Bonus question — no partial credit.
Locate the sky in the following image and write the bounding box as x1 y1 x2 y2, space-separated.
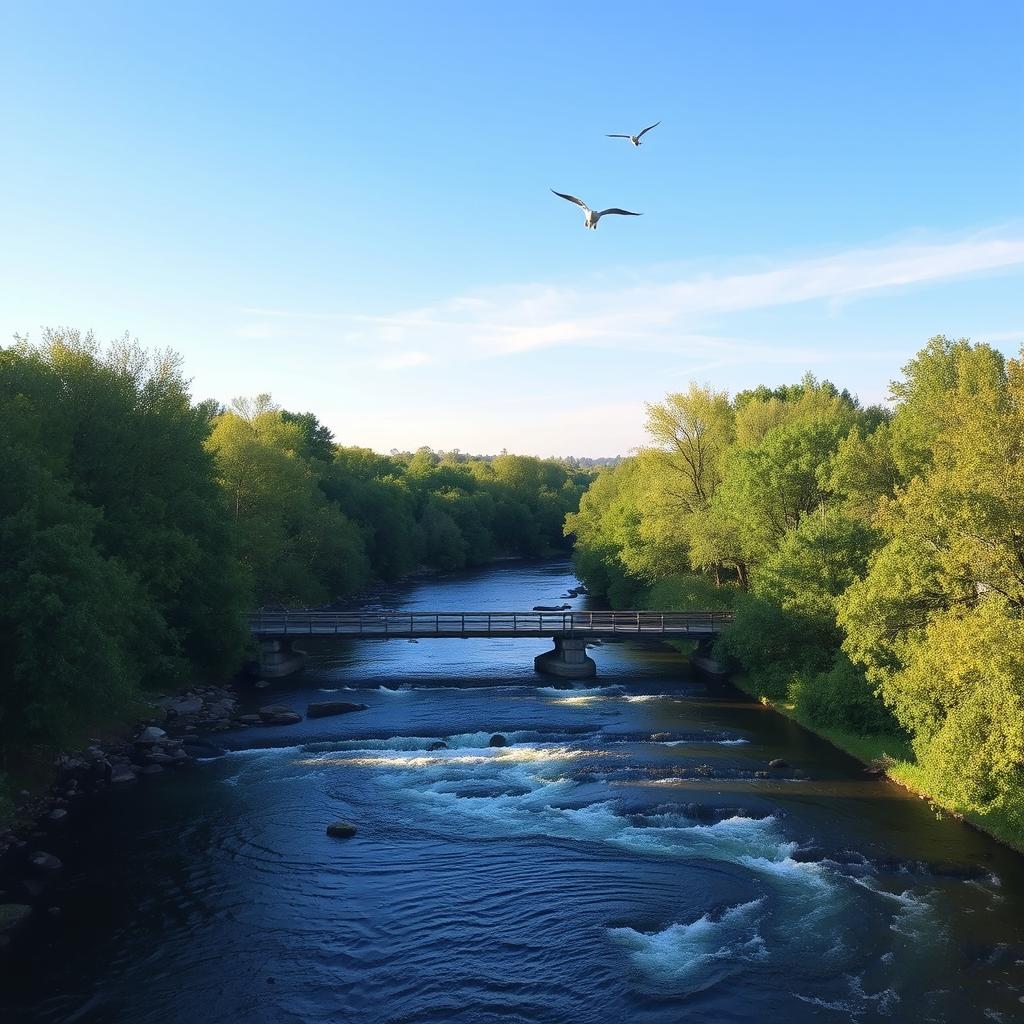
2 1 1022 456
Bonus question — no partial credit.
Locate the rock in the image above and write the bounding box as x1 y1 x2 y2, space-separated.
146 752 175 765
136 726 167 744
326 822 357 839
791 846 827 864
259 704 295 719
254 680 270 689
650 732 672 742
0 904 32 934
29 851 62 873
47 809 68 823
306 701 368 719
237 715 262 725
427 741 448 751
259 705 302 725
754 770 769 779
768 758 789 770
532 605 572 612
168 697 203 716
109 767 138 784
488 734 508 748
181 738 224 759
47 906 61 919
140 764 164 775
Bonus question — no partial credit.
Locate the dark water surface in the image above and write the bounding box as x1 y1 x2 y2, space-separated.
3 560 1024 1022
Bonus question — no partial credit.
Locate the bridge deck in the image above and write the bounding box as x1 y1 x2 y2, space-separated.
248 610 732 640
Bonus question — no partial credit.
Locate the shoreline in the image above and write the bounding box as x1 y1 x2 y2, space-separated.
727 672 1024 857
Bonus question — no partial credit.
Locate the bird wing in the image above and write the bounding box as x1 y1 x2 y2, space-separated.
637 121 661 138
606 134 631 138
551 190 590 211
597 208 642 217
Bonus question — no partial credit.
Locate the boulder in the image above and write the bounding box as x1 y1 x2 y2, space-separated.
259 704 295 719
306 701 368 719
168 697 203 716
109 767 137 784
0 904 32 934
29 851 62 873
254 680 270 689
768 758 789 770
47 809 68 823
237 715 263 725
488 734 508 748
136 726 167 744
650 732 672 742
267 712 302 725
326 822 357 839
181 738 224 759
427 741 448 751
140 764 164 775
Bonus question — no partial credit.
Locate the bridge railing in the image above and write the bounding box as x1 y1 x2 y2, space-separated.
247 610 733 637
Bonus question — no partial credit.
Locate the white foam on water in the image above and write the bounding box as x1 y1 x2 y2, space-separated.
609 898 767 994
795 974 900 1016
537 685 624 699
301 730 541 754
658 737 749 747
851 876 935 938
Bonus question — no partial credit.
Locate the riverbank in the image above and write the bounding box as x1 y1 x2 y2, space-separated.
0 684 241 949
727 673 1024 856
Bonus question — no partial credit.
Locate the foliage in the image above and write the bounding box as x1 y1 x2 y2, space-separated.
0 330 249 755
0 330 595 774
572 341 1024 841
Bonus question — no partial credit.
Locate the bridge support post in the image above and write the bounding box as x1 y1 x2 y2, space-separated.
534 636 596 679
691 638 727 679
258 638 305 678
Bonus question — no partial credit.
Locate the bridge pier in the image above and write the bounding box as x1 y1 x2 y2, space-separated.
258 638 306 678
691 638 728 678
534 636 597 680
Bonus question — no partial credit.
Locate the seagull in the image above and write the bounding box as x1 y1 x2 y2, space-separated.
606 121 661 147
550 190 642 230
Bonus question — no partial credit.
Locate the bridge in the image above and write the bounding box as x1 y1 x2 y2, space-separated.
248 609 733 679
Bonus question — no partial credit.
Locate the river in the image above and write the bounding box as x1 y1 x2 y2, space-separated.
3 559 1023 1023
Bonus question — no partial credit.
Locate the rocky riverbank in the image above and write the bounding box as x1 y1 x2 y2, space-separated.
0 684 242 953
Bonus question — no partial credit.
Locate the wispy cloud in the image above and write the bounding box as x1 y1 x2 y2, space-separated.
375 350 431 370
240 230 1024 363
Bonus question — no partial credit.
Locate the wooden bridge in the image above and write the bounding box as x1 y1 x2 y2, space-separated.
248 610 732 679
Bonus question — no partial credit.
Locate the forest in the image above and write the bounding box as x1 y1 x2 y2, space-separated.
0 330 591 785
568 336 1024 846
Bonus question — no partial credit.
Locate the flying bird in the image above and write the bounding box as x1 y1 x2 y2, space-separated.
550 190 642 230
606 121 661 147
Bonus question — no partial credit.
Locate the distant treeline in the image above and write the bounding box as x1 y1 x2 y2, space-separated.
0 330 593 764
568 337 1024 843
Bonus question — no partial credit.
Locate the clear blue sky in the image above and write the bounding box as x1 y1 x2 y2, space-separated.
2 1 1022 455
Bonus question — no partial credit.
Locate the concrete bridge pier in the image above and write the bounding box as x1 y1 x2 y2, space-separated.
691 638 728 678
534 636 597 679
258 638 306 678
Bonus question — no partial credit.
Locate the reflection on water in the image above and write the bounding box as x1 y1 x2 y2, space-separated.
2 559 1023 1023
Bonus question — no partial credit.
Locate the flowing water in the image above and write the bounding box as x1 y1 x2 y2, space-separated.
3 560 1024 1022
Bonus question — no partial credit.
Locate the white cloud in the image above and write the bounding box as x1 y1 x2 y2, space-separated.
239 230 1024 364
374 350 431 370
